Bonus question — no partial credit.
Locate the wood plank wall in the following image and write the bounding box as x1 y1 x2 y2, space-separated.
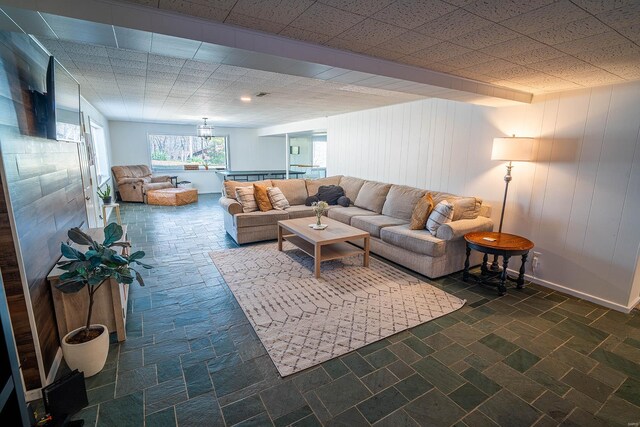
0 32 86 390
327 82 640 309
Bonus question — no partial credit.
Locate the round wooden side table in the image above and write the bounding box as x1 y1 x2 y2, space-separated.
463 231 534 296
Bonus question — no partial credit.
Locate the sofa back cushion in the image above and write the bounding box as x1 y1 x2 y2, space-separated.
432 192 482 221
271 179 308 205
112 165 152 183
354 181 392 214
339 176 366 202
223 179 272 200
305 175 342 196
382 185 427 221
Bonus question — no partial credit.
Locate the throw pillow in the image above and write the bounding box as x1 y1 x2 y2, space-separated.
253 183 272 212
235 186 258 213
337 196 351 207
354 181 392 213
426 200 454 235
267 187 290 210
409 193 435 230
316 185 344 205
305 195 319 206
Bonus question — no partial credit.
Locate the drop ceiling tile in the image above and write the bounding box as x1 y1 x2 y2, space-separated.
605 63 640 80
106 47 148 61
505 46 565 65
574 42 640 63
373 0 456 30
158 0 230 22
336 18 406 45
528 56 600 78
483 65 537 79
289 3 364 37
439 51 493 69
231 0 314 25
618 24 640 43
414 9 491 39
279 26 332 44
316 0 395 15
324 37 373 53
58 40 109 57
449 69 491 81
225 12 287 33
500 1 590 34
376 31 441 55
570 0 636 14
462 58 520 75
362 46 405 60
528 16 610 45
567 69 625 86
553 31 630 55
109 58 148 69
113 67 147 76
148 54 186 67
510 74 580 91
450 24 519 50
596 2 640 29
412 41 470 63
478 36 546 57
463 0 556 22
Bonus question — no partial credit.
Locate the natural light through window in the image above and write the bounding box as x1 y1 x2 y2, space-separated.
148 134 228 170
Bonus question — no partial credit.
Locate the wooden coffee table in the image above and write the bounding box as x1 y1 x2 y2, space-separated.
463 231 534 295
277 217 370 278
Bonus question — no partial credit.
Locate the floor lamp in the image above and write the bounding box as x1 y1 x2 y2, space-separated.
490 136 534 270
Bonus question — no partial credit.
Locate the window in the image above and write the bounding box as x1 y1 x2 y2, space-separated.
90 120 110 186
148 134 228 170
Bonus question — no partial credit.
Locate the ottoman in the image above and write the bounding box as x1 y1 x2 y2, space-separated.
147 188 198 206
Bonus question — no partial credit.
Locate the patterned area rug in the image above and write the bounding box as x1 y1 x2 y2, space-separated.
209 242 465 376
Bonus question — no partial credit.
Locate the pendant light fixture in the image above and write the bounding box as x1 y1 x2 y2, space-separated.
197 117 214 138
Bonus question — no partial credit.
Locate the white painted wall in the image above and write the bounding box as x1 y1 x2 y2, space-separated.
108 121 285 193
327 81 640 311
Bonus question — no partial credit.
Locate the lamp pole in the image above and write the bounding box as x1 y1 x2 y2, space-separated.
490 161 513 271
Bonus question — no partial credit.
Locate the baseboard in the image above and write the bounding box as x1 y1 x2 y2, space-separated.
507 268 635 313
25 347 62 402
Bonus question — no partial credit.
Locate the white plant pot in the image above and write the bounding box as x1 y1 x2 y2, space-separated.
61 324 109 377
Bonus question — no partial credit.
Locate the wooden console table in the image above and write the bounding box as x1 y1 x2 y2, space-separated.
48 226 130 342
463 231 534 296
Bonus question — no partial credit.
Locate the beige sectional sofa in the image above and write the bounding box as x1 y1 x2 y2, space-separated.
219 175 493 278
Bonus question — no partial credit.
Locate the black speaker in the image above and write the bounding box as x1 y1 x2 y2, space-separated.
42 370 88 420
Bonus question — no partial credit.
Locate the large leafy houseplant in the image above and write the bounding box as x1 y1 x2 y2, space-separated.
56 223 151 343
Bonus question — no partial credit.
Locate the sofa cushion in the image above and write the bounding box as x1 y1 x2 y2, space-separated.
351 215 408 238
271 179 308 206
426 200 454 235
380 225 446 257
409 193 434 230
285 205 317 219
305 175 342 196
253 183 272 212
339 176 366 202
382 185 427 221
327 206 378 224
236 186 258 213
316 185 344 205
433 192 482 221
143 182 173 192
234 209 289 228
223 180 271 200
354 181 392 214
267 187 290 210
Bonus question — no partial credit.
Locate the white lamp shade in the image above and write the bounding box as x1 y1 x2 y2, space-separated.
491 137 535 161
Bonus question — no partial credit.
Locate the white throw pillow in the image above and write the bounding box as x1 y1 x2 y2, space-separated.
267 187 290 210
235 186 258 213
426 200 454 236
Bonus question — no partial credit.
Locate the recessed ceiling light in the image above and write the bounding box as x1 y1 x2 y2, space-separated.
240 96 252 102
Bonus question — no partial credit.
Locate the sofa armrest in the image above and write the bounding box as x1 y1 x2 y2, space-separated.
151 175 171 183
436 217 494 241
117 177 144 185
220 197 243 215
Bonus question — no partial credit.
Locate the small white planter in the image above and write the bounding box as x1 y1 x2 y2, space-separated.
61 324 109 377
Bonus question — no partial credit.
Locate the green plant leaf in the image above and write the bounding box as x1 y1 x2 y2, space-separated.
103 223 123 246
56 279 86 293
110 242 131 248
129 251 146 261
68 227 94 246
134 260 153 269
61 243 85 261
133 269 145 286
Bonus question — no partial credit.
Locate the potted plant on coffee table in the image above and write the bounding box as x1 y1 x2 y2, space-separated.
97 184 112 205
56 223 151 377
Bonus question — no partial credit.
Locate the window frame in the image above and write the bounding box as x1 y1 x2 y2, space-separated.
147 132 230 171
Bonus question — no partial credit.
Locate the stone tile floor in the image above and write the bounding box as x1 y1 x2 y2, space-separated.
67 195 640 426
